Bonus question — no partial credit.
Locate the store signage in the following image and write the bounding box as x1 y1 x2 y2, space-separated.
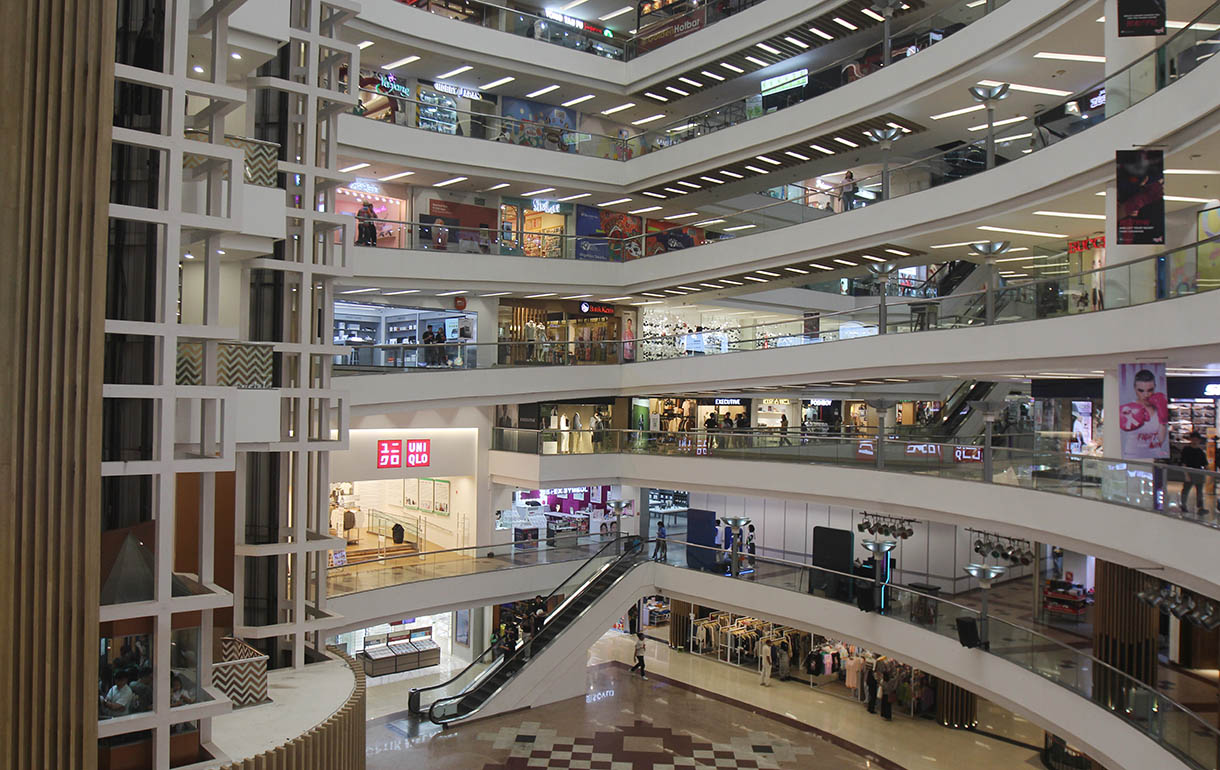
373 72 411 99
760 68 808 97
954 445 983 463
635 10 706 53
348 179 383 194
579 301 615 315
434 81 483 101
1204 383 1220 396
806 398 834 406
377 439 402 469
530 198 563 214
714 398 743 405
405 439 431 467
1068 235 1105 253
1088 88 1106 109
855 440 876 460
906 443 942 457
376 438 431 468
543 9 610 36
761 398 791 405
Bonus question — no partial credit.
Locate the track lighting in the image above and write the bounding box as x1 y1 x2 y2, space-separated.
1172 597 1196 619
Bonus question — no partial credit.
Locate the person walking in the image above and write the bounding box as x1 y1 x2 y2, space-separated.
779 413 792 446
629 632 647 678
652 520 668 561
866 666 878 713
759 638 773 686
1180 432 1210 514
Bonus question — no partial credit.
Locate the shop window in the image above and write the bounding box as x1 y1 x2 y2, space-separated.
242 555 283 629
106 218 160 323
105 334 157 385
99 631 154 720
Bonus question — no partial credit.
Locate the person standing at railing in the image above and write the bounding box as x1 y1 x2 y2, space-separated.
356 201 378 246
421 325 435 367
652 521 667 562
1180 432 1211 514
779 413 793 446
722 413 735 448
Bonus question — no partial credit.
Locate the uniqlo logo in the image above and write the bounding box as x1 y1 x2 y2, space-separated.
405 439 431 468
377 440 402 469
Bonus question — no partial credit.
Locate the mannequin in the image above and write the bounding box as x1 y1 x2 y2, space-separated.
572 411 584 453
560 413 571 453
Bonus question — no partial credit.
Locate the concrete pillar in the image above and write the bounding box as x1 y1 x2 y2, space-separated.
1103 370 1122 456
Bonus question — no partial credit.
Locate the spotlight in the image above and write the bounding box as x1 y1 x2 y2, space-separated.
868 522 879 535
1137 588 1160 607
857 521 868 533
879 523 891 536
974 538 984 551
1203 612 1220 632
1173 597 1196 619
989 543 1004 559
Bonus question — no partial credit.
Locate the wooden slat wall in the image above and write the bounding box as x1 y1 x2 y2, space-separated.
0 0 114 768
1092 560 1158 707
215 648 367 770
936 678 978 729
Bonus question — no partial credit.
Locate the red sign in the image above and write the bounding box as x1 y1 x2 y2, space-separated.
405 439 431 468
954 445 983 464
905 443 943 458
1068 235 1105 253
855 440 876 460
454 296 467 311
377 439 402 469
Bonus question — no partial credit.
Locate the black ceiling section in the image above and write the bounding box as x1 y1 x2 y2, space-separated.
635 0 927 107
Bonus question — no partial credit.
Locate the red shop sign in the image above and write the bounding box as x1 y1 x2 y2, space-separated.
377 439 402 469
377 438 431 468
405 439 431 467
954 445 983 463
856 440 876 460
905 443 943 458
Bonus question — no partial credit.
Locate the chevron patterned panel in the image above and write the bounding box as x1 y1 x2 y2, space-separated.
219 343 274 389
214 637 269 707
242 142 279 187
177 342 203 386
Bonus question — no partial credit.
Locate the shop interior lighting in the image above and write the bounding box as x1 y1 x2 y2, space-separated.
833 16 858 30
929 103 985 120
231 51 242 60
384 289 420 295
599 5 634 20
666 85 691 97
436 65 473 79
557 193 592 201
699 175 726 184
693 219 726 227
756 155 783 165
382 55 420 70
785 150 811 161
663 188 688 195
629 205 662 214
598 197 632 206
677 180 701 189
977 79 1072 97
744 165 770 174
810 143 835 155
720 170 745 179
183 252 195 259
483 182 511 191
810 263 834 270
641 191 668 199
526 84 560 98
524 293 557 298
884 248 910 256
833 136 859 148
436 290 466 296
978 225 1066 238
644 92 669 102
744 55 769 67
1033 210 1106 220
967 115 1026 131
668 212 700 219
341 287 378 294
601 102 636 115
862 7 887 21
379 171 415 181
633 114 667 125
719 278 744 285
726 224 759 232
561 294 593 299
756 42 783 55
809 26 835 39
784 36 810 49
1034 51 1105 63
339 162 370 172
678 76 704 88
479 76 516 89
520 187 556 196
479 291 512 297
784 266 810 274
720 61 745 73
562 94 596 107
701 70 726 81
357 40 375 49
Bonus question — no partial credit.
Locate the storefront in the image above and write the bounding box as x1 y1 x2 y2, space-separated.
499 197 574 257
412 191 500 253
333 300 476 368
494 485 635 545
355 69 413 126
802 398 841 432
754 398 799 433
895 400 942 427
416 79 497 138
497 299 635 364
333 180 410 248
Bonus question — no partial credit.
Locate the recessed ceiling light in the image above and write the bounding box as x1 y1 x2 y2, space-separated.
833 17 858 30
756 155 783 166
436 290 467 296
833 136 859 148
978 79 1072 97
809 263 834 270
433 176 468 187
601 296 632 301
642 292 667 297
599 197 632 206
756 270 780 277
629 206 662 214
720 170 744 179
231 51 242 60
379 171 415 181
678 77 703 88
341 287 378 294
644 92 669 102
215 249 225 255
480 291 512 297
599 5 633 20
784 266 809 274
664 289 687 295
382 55 420 70
562 94 596 107
666 121 694 132
562 294 593 299
833 258 858 266
601 102 636 115
479 76 515 89
886 121 912 133
720 278 744 285
436 65 473 79
665 86 690 97
524 293 557 298
526 84 560 98
744 165 770 174
977 225 1067 238
663 187 688 195
632 114 666 125
357 40 375 49
929 104 985 120
744 55 769 67
862 7 886 21
339 162 370 172
721 62 745 73
810 143 835 155
861 254 886 262
725 224 758 232
693 219 725 227
557 193 592 201
809 26 834 40
192 65 205 73
785 150 810 161
642 191 667 199
677 181 701 189
384 289 420 295
756 42 782 55
701 70 726 81
743 275 768 282
561 0 588 9
784 36 810 49
700 176 726 184
521 187 556 196
1033 210 1106 220
929 241 975 248
1167 169 1220 175
676 285 701 291
1164 195 1215 203
967 115 1027 131
995 132 1033 143
484 182 511 191
884 248 910 256
1034 52 1106 63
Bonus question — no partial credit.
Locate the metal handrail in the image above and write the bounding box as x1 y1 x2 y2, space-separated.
327 530 605 570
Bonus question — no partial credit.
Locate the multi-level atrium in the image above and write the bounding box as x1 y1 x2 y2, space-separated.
5 0 1220 767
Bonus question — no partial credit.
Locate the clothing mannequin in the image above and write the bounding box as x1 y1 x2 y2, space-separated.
560 413 571 453
572 411 584 453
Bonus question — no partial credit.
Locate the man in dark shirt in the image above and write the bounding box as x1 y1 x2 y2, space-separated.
1180 432 1210 514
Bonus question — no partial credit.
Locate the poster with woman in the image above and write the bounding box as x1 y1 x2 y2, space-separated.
1119 363 1169 459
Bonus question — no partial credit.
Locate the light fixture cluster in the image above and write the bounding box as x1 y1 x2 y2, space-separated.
969 529 1034 566
856 514 917 539
1138 585 1220 629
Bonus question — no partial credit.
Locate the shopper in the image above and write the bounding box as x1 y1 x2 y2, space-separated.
779 413 792 446
881 672 896 721
775 641 791 681
1180 432 1210 514
735 412 749 448
723 413 735 448
102 668 135 716
356 201 378 246
630 632 647 678
746 523 756 567
651 521 668 561
627 603 639 635
704 412 719 449
866 666 878 713
422 325 435 367
759 638 773 686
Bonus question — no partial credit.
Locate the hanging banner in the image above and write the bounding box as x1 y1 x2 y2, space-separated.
635 9 706 54
1116 0 1166 36
1118 363 1169 459
574 205 643 261
1115 149 1165 245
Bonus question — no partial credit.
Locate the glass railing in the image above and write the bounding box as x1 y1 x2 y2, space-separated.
348 1 1217 263
489 427 1220 528
326 530 612 597
335 234 1220 373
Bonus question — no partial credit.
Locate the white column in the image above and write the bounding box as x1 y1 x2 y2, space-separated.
1103 369 1122 456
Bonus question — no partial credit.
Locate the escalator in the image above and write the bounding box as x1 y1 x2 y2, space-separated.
410 537 644 725
933 380 996 437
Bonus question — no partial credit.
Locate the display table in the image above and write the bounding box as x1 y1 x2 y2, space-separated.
358 626 442 677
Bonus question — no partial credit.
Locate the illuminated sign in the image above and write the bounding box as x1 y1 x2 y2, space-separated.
806 398 834 406
954 445 983 463
579 301 616 315
855 440 876 460
530 198 563 214
543 9 608 36
760 68 808 97
377 438 431 468
433 81 483 100
1089 88 1106 109
405 439 431 467
377 439 402 469
373 72 411 99
906 443 943 457
348 179 383 194
1205 383 1220 396
713 398 743 405
761 398 792 405
1068 235 1105 253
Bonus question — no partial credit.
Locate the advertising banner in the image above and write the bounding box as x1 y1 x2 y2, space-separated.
1197 206 1220 291
1118 363 1169 459
1117 0 1166 36
644 218 705 255
1115 150 1165 245
574 205 643 260
500 97 578 152
635 9 705 54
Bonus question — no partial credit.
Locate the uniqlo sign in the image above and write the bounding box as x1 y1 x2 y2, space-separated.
376 439 431 469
